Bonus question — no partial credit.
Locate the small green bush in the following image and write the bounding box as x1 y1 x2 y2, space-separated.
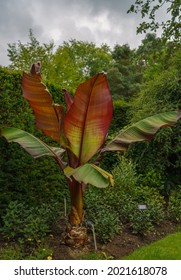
0 244 23 260
167 187 181 223
0 242 53 260
85 157 165 240
1 200 62 243
112 156 138 188
86 205 122 243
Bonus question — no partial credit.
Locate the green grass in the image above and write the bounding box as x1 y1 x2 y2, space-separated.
122 232 181 260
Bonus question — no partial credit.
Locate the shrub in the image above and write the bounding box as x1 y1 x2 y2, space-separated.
100 100 130 172
84 157 165 241
112 156 138 188
87 206 122 243
1 200 63 243
167 186 181 223
109 100 130 135
84 188 122 243
0 244 23 260
0 67 69 223
0 242 53 260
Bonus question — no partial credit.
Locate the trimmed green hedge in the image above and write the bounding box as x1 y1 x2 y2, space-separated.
0 67 67 223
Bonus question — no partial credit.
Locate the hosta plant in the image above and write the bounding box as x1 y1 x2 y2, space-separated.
1 62 181 247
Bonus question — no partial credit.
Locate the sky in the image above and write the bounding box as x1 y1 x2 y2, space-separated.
0 0 169 66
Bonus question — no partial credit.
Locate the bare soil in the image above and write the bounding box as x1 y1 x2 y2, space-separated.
49 219 178 260
0 219 178 260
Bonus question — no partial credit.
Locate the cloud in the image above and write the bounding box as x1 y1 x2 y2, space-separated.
0 0 151 66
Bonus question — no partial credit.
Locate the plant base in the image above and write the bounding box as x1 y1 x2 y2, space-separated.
64 223 88 247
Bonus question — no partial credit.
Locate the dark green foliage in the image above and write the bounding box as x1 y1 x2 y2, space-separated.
0 67 34 130
109 100 130 135
0 67 68 225
107 44 142 101
87 205 122 243
127 47 181 197
84 188 122 243
101 101 130 172
112 159 165 233
0 244 24 260
167 186 181 222
46 82 66 106
0 241 53 260
124 186 165 234
1 200 63 243
85 158 165 241
134 125 181 197
84 183 165 241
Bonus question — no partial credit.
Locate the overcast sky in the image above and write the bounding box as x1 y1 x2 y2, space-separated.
0 0 169 66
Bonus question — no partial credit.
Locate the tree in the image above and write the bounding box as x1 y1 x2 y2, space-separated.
1 62 180 247
7 29 54 77
136 33 163 64
107 44 142 101
7 34 112 92
127 46 181 198
128 0 181 41
47 39 112 92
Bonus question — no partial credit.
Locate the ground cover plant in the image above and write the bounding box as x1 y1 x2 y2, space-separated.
0 62 181 247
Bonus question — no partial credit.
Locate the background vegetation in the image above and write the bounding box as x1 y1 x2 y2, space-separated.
0 24 181 258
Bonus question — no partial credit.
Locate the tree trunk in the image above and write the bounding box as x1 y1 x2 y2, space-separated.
64 178 88 247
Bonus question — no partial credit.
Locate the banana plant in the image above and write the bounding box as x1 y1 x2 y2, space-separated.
1 62 181 246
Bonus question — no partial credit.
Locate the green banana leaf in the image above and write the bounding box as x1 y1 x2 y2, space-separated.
0 127 65 159
64 163 114 188
103 110 181 152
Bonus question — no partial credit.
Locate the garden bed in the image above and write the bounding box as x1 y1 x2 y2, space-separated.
49 219 179 260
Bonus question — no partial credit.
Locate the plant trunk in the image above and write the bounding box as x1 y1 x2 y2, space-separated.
64 178 88 247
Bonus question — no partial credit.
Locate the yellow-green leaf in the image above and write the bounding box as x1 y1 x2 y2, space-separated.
64 163 114 188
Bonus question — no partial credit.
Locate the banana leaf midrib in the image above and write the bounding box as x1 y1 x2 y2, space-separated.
77 74 99 166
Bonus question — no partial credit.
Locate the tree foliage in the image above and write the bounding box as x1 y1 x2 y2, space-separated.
47 40 112 92
127 45 181 196
107 44 142 101
7 33 112 93
7 29 54 77
128 0 181 41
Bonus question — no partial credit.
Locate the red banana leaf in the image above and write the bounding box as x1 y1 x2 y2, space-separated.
63 89 74 112
22 70 64 144
64 73 113 165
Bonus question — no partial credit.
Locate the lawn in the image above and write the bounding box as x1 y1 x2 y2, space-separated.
122 232 181 260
